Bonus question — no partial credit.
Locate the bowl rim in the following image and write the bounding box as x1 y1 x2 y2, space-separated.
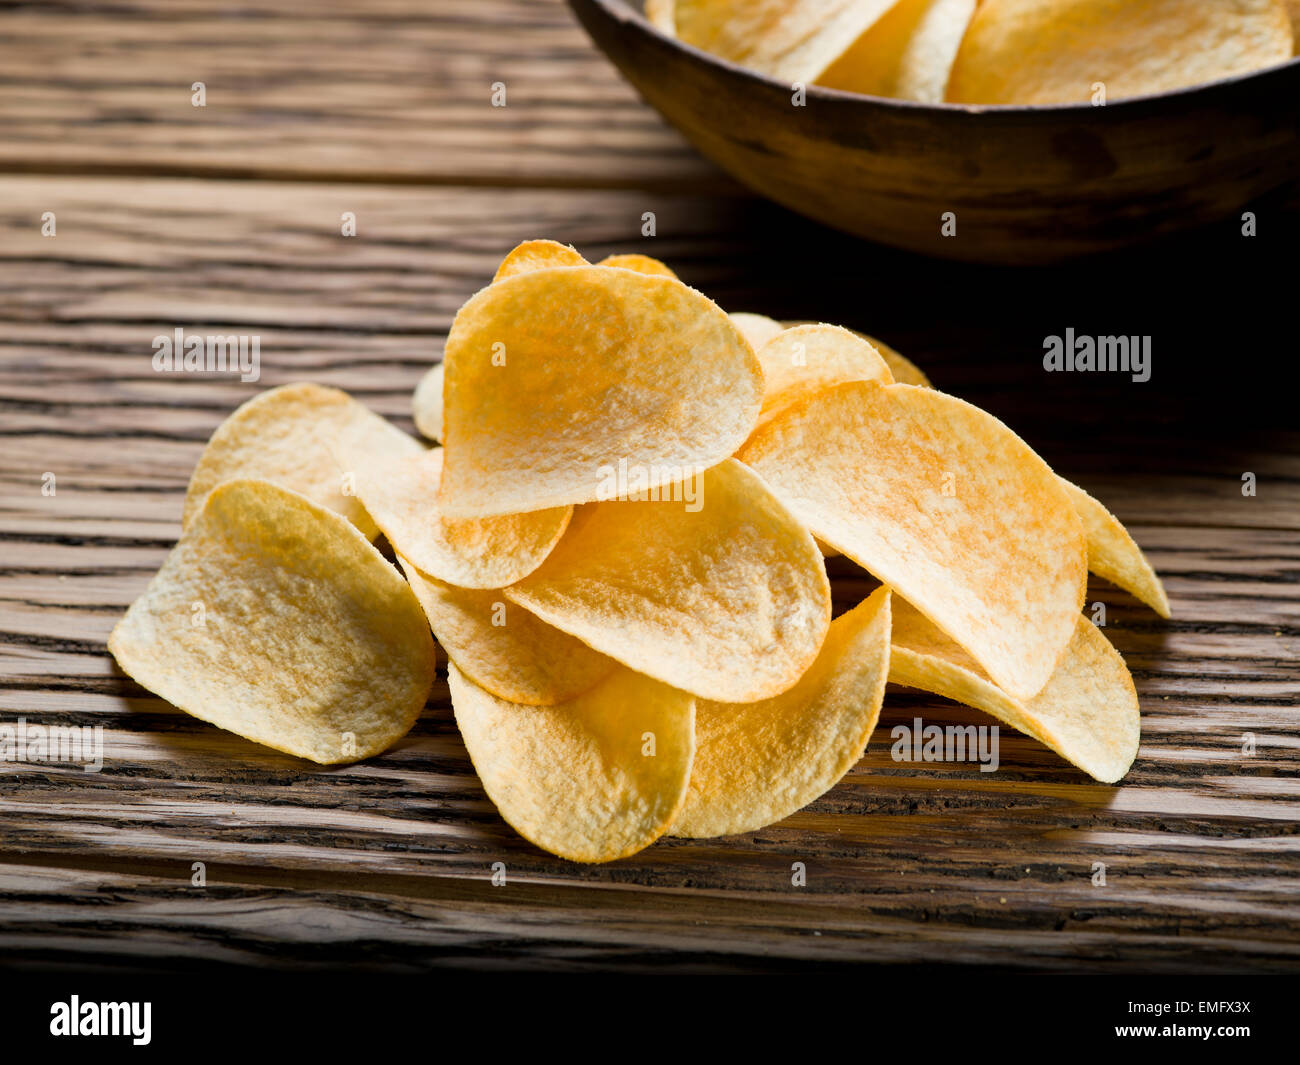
580 0 1300 117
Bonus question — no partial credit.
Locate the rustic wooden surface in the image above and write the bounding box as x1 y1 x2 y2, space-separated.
1 0 1297 974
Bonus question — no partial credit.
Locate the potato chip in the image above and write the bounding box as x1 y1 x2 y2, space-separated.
768 351 1114 586
448 662 695 862
742 381 1086 700
400 557 615 706
1288 0 1300 44
781 321 932 387
819 0 977 102
891 0 977 101
646 0 677 33
755 324 892 430
739 332 1164 612
507 459 831 702
421 239 590 444
674 0 906 84
889 597 1139 783
348 447 571 589
440 265 763 518
183 383 421 540
947 0 1294 106
671 586 891 838
731 311 786 352
1059 480 1171 618
598 253 679 278
865 336 931 388
493 239 586 282
109 479 435 764
412 362 443 443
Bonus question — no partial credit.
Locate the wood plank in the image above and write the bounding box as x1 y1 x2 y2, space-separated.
0 0 723 188
2 175 1298 972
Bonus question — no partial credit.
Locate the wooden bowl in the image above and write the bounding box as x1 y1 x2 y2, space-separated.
570 0 1300 264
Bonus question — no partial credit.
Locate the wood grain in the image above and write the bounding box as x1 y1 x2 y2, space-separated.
0 0 721 188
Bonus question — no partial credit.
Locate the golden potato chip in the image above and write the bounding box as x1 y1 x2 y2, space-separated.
1060 480 1171 618
672 586 891 838
890 0 977 101
598 253 679 278
184 383 421 540
755 324 892 431
347 447 571 589
674 0 906 84
412 362 443 443
819 0 977 102
742 381 1086 700
889 597 1139 783
400 557 615 705
1289 0 1300 44
507 459 831 702
493 239 586 282
947 0 1293 106
448 662 695 862
781 320 932 387
109 480 435 764
731 311 786 352
737 331 1161 615
761 321 917 557
440 265 763 518
646 0 677 33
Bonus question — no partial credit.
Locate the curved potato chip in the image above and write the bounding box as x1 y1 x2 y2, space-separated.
891 0 977 101
742 381 1086 700
109 480 435 764
507 459 831 702
449 662 695 862
947 0 1293 106
598 253 679 278
766 324 898 567
412 362 443 443
755 324 893 430
781 320 932 387
1060 480 1171 618
184 383 420 540
731 311 786 352
675 0 906 84
440 266 763 518
349 447 570 589
1289 0 1300 43
400 558 615 705
672 586 891 838
493 239 587 282
889 597 1140 783
646 0 677 33
819 0 977 102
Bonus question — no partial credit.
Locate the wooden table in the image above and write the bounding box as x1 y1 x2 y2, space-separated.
1 0 1297 975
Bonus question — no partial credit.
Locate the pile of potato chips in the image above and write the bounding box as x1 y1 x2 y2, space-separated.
111 240 1169 862
650 0 1298 105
